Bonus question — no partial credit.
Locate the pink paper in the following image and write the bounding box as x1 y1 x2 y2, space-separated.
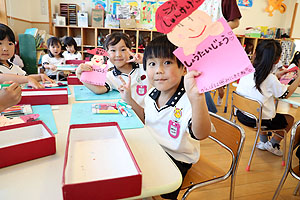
80 65 108 86
173 18 254 93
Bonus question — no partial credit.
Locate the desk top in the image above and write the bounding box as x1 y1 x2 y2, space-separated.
0 86 182 200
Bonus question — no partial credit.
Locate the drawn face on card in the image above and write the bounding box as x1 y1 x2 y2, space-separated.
91 55 105 68
167 10 224 56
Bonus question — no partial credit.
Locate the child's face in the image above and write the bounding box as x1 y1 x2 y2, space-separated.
107 39 130 69
146 57 185 93
66 45 75 53
49 43 62 57
0 36 15 63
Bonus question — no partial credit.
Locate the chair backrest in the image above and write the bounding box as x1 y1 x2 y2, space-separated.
230 91 263 127
66 60 85 65
210 112 245 162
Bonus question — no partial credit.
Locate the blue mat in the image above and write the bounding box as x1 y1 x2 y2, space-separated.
74 85 121 101
70 103 144 130
32 105 57 134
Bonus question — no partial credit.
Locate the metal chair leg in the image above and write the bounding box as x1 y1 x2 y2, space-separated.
224 84 230 113
293 181 300 196
246 131 260 171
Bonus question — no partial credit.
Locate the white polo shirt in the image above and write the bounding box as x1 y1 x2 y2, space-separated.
42 54 65 76
106 62 149 108
236 72 288 119
62 51 82 60
144 78 201 164
0 61 26 75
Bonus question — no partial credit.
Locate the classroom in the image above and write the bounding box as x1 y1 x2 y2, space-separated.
1 0 300 199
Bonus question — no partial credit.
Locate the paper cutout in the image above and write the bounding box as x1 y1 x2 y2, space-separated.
280 66 298 85
265 0 286 16
167 9 224 56
155 0 205 34
80 65 108 86
172 18 254 93
20 114 40 122
87 47 108 56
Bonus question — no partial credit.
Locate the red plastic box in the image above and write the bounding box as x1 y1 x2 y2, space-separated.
62 122 142 200
20 88 68 105
67 74 83 85
0 121 56 168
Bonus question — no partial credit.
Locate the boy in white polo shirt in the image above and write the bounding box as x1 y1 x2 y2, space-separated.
118 35 212 199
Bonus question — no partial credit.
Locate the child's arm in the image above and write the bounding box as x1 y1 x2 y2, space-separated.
0 74 44 89
0 83 22 112
28 74 55 83
118 75 145 122
75 63 108 94
43 64 57 71
286 70 300 98
184 70 211 140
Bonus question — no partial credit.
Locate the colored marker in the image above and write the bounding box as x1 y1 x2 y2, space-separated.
122 106 132 117
117 105 127 117
0 84 11 89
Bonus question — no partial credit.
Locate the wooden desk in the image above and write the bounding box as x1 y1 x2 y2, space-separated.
0 86 182 200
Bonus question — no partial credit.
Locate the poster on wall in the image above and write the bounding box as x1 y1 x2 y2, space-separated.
237 0 253 7
107 0 121 14
92 0 108 10
140 0 159 29
124 0 141 20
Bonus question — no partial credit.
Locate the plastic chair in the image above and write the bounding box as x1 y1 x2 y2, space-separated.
180 112 245 200
273 120 300 200
230 91 287 171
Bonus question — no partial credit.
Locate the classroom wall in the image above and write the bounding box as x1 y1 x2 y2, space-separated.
234 0 294 35
5 0 50 39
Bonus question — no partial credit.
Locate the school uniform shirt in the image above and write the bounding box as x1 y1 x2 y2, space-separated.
198 0 242 22
106 62 149 108
236 72 288 119
42 54 65 76
0 60 26 75
144 78 200 164
62 51 82 60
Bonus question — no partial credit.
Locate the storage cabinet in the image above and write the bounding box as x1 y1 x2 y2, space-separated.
236 35 290 60
54 26 163 59
60 3 79 26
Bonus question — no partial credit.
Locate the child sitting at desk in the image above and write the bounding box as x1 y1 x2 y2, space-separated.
0 23 54 89
42 37 66 80
62 37 82 61
76 32 149 107
236 40 300 156
118 35 211 199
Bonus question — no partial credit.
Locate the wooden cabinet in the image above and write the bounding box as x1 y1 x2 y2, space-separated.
53 26 163 59
236 35 291 60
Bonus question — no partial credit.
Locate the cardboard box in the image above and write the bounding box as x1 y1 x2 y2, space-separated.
67 74 83 85
92 9 104 27
120 19 136 29
20 88 68 105
77 12 88 27
62 122 142 200
0 121 56 168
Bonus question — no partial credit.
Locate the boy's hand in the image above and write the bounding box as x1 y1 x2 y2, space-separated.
27 76 45 89
40 74 55 83
118 75 133 103
78 64 93 73
126 49 143 64
0 83 22 111
184 70 203 99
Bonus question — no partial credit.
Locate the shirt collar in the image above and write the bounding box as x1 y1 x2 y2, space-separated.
0 60 13 69
149 76 186 107
112 62 139 76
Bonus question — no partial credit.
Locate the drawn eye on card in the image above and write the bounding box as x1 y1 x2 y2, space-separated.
156 0 223 56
